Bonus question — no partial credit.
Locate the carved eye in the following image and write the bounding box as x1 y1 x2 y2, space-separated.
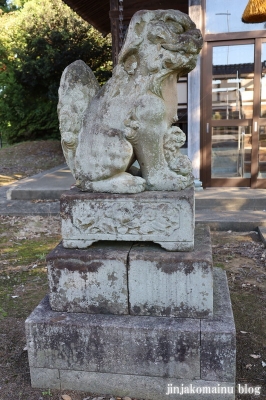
165 18 185 34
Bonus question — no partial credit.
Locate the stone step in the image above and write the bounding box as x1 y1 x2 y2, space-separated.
196 211 266 232
196 198 266 211
195 188 266 211
5 166 266 213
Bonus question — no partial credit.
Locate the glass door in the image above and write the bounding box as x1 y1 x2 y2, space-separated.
258 42 266 186
202 40 266 188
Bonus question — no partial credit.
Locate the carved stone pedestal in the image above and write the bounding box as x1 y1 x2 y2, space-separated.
26 225 236 399
26 268 235 400
60 187 194 251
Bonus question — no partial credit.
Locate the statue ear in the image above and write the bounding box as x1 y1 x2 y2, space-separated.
122 51 138 75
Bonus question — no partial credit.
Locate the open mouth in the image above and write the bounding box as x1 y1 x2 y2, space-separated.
161 43 181 52
161 42 200 54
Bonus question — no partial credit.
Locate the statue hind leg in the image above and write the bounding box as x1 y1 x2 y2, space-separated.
75 127 146 194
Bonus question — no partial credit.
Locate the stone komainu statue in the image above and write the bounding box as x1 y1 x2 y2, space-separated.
58 9 203 193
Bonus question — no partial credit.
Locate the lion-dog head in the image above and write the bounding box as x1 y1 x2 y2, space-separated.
117 9 203 97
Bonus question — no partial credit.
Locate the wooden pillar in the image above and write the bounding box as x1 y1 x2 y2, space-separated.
109 0 120 65
188 0 202 182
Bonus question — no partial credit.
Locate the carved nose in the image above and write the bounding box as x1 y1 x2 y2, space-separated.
188 28 203 48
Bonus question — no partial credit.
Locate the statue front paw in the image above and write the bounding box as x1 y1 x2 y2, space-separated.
145 168 193 191
76 172 146 194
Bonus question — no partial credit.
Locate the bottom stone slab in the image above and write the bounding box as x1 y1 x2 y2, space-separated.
30 368 235 400
26 268 236 400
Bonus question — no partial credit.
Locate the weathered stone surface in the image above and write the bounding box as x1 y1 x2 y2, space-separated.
47 225 212 316
30 367 60 389
58 10 203 194
59 372 234 400
47 241 131 314
30 368 235 399
61 187 194 251
128 224 213 318
26 267 235 399
201 268 236 382
26 296 200 379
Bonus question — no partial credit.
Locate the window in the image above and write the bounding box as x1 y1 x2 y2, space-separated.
206 0 265 34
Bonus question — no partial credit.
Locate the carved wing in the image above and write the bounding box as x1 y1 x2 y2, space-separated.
58 60 100 178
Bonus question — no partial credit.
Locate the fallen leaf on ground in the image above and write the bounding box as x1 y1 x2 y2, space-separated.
61 395 72 400
246 364 252 369
250 354 261 359
262 361 266 367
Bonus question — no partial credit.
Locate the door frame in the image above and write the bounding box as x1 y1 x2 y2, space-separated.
201 34 266 188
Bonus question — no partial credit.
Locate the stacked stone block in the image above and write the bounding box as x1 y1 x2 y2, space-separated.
25 189 236 399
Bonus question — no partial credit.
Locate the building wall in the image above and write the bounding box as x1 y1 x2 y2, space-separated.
188 0 202 181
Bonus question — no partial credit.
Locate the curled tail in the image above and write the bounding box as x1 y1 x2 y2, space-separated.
58 60 100 178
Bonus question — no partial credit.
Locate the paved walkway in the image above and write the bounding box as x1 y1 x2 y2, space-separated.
1 165 266 232
6 164 75 201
